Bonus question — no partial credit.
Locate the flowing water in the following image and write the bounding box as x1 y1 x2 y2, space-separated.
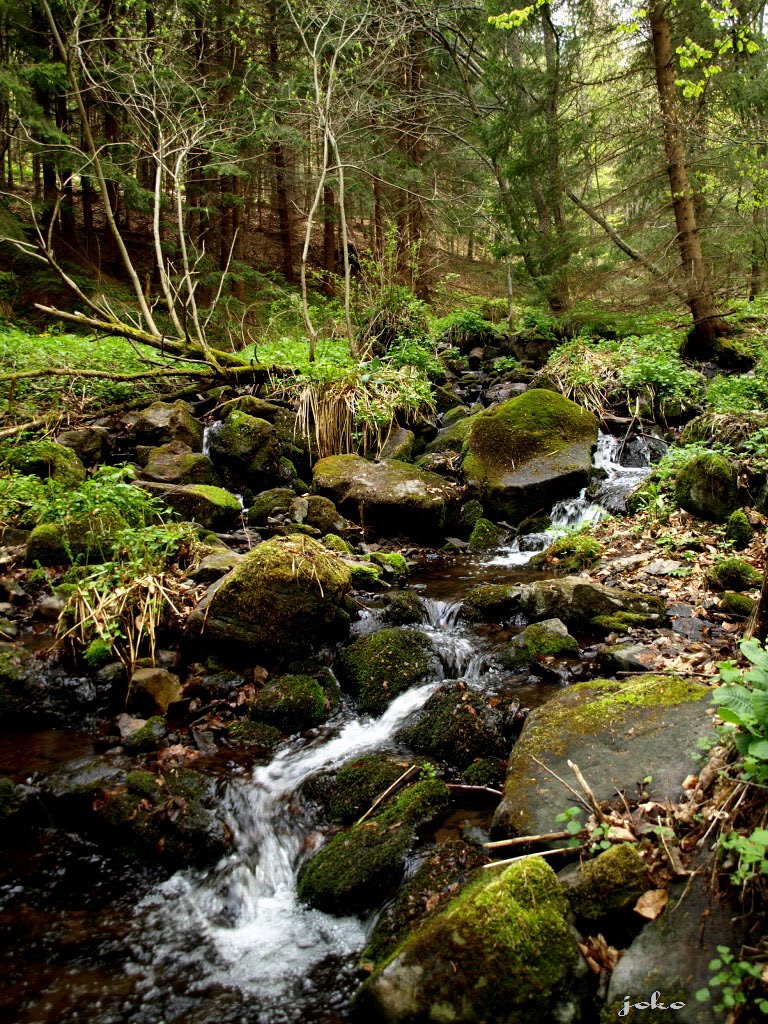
1 428 656 1024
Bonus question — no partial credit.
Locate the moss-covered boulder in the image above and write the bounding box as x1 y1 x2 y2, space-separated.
675 452 739 522
26 508 128 566
397 682 509 768
306 753 412 824
383 591 424 626
128 667 182 715
424 413 478 455
460 389 599 523
56 425 109 466
207 410 281 492
681 410 768 450
460 583 521 622
128 400 203 450
369 551 409 583
364 839 486 964
295 494 348 535
296 779 450 915
322 533 353 554
719 591 756 617
0 644 47 721
467 517 506 551
194 535 352 662
247 486 296 524
705 556 761 591
5 439 85 488
122 715 167 752
462 757 506 789
518 575 664 629
312 455 461 537
492 675 713 838
336 628 434 715
140 481 241 530
529 532 603 573
560 843 647 921
380 427 416 461
226 720 281 757
249 674 330 732
725 508 754 549
356 858 582 1024
142 441 220 486
189 550 243 584
499 618 579 670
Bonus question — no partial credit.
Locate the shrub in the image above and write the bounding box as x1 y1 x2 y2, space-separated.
706 374 768 414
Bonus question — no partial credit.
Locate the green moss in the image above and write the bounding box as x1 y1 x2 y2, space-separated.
706 557 761 592
184 485 241 512
383 591 424 626
26 509 128 567
674 451 738 523
591 611 659 633
565 843 647 920
719 591 756 617
499 621 579 670
370 551 409 581
358 857 579 1022
337 628 433 715
122 716 167 751
296 779 450 914
347 561 383 588
0 776 24 820
398 683 508 768
425 414 478 454
5 439 85 488
247 487 295 524
124 770 162 798
249 674 329 732
307 754 412 824
529 533 603 572
460 498 484 530
83 637 113 670
468 517 506 551
462 758 506 788
322 533 353 553
725 508 754 549
460 583 521 622
227 720 281 753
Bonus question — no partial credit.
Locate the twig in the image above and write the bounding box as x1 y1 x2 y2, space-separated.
531 755 591 811
482 846 584 869
568 760 609 824
446 784 503 796
354 764 419 826
483 830 572 850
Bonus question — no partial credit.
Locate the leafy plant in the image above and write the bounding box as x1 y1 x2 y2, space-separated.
712 639 768 773
695 946 768 1015
706 373 768 414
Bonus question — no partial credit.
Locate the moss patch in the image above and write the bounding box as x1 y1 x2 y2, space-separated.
249 674 329 732
337 628 434 715
674 451 738 523
706 557 761 592
306 753 412 824
529 532 603 573
719 591 756 617
383 591 424 626
460 583 521 622
565 843 648 920
468 517 506 551
398 682 508 768
499 620 579 670
227 720 281 754
5 439 85 488
725 508 754 549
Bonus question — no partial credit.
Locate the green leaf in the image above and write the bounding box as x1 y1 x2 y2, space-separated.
748 738 768 760
695 989 711 1002
752 690 768 730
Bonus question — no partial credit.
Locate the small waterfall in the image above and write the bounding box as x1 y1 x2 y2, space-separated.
128 685 438 1020
487 430 655 568
421 598 463 629
202 419 222 456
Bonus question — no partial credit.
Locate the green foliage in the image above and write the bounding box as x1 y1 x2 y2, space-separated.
712 639 768 779
493 355 521 373
696 946 768 1015
706 373 768 414
431 309 500 349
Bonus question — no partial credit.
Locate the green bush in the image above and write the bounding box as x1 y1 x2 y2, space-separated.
706 374 768 414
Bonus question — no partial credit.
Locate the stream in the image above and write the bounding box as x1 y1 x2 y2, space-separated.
0 431 654 1024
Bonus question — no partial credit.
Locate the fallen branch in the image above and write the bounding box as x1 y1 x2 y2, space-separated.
482 846 584 869
531 754 591 811
354 764 419 826
568 760 609 825
483 830 572 850
446 783 503 796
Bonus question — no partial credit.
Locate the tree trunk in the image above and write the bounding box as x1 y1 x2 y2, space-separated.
322 183 336 295
648 1 727 347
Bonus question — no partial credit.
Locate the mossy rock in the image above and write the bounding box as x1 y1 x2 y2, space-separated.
529 532 603 573
356 858 582 1024
724 508 754 549
369 551 409 583
364 839 486 964
194 535 352 662
306 753 412 824
442 406 470 426
674 452 739 523
492 675 713 839
5 439 86 488
379 427 416 461
207 410 281 492
681 411 768 450
249 674 330 733
141 482 241 531
397 682 509 769
128 667 182 715
719 591 756 617
460 498 484 531
561 843 648 921
312 455 461 537
129 400 203 450
467 517 506 551
222 396 284 422
26 510 127 567
347 560 384 589
424 413 478 454
591 611 659 634
299 494 348 535
227 720 281 756
247 487 296 525
460 583 521 623
461 757 506 789
296 779 450 915
142 441 220 486
337 628 434 715
383 591 424 626
705 557 761 592
322 533 353 554
499 618 579 670
122 715 167 752
460 388 599 523
518 576 664 629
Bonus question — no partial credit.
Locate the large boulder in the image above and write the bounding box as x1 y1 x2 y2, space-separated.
517 575 665 630
207 410 282 493
492 675 713 838
5 439 85 487
26 510 127 565
336 628 435 715
460 388 599 523
142 441 220 486
193 535 352 662
356 857 584 1023
675 452 739 522
139 481 242 530
56 425 109 466
312 455 461 536
127 400 203 450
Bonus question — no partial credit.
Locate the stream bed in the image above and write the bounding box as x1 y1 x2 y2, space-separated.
0 432 653 1024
